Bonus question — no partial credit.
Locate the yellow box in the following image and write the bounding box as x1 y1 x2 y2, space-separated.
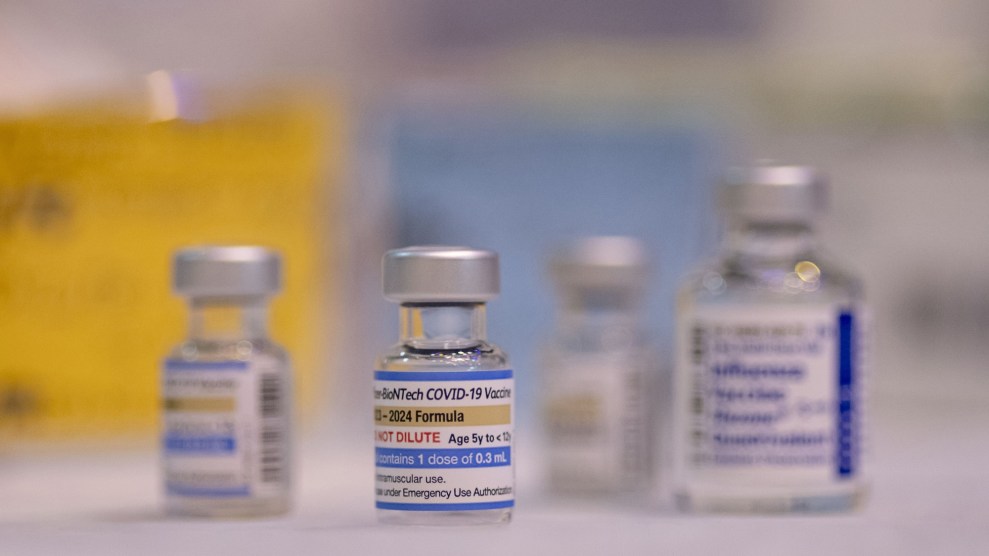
0 86 345 443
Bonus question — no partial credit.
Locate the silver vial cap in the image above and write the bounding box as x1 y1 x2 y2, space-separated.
550 236 650 292
383 246 499 303
719 163 826 222
173 245 281 298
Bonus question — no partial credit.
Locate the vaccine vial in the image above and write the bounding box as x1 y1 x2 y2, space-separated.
674 164 867 512
162 246 291 517
541 237 654 497
375 246 514 525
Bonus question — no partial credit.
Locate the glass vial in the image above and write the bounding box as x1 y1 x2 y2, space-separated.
674 164 867 512
162 246 292 518
541 237 654 498
375 246 513 525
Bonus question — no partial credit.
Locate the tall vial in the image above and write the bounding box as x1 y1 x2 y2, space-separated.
375 246 513 525
541 237 654 497
674 164 867 512
163 246 291 517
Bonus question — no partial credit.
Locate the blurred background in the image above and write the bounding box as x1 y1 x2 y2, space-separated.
2 0 989 549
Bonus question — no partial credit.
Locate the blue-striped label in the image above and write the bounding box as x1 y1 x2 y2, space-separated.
375 368 514 512
684 304 867 488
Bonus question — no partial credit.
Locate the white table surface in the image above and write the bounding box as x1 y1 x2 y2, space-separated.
2 396 987 556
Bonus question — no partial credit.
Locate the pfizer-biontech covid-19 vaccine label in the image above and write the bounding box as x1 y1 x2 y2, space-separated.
162 357 288 499
678 305 863 484
374 369 514 511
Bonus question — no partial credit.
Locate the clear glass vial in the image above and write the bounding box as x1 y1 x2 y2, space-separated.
541 237 655 498
375 246 513 525
163 246 292 518
674 164 868 513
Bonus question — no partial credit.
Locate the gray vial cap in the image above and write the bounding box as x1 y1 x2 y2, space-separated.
383 246 499 303
719 163 827 222
550 236 650 291
173 245 281 298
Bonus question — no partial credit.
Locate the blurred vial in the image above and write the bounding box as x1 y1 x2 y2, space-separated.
375 246 514 525
162 246 292 518
674 164 868 513
541 237 655 498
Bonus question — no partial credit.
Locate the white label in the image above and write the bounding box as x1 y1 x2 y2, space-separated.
162 357 289 499
543 356 647 491
677 305 863 486
374 369 514 512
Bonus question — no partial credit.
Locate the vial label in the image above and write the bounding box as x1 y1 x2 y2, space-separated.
678 305 862 483
544 357 646 490
374 369 514 511
163 357 288 498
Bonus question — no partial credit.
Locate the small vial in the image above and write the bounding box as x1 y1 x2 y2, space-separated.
674 164 868 512
162 246 292 517
541 237 654 497
375 246 513 525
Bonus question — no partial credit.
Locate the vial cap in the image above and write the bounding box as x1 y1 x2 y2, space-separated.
719 163 827 222
383 246 499 303
173 245 281 298
550 236 650 292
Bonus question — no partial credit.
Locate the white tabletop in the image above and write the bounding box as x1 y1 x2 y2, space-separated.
2 396 987 556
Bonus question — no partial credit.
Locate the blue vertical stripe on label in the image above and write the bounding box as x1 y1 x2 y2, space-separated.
837 312 856 477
